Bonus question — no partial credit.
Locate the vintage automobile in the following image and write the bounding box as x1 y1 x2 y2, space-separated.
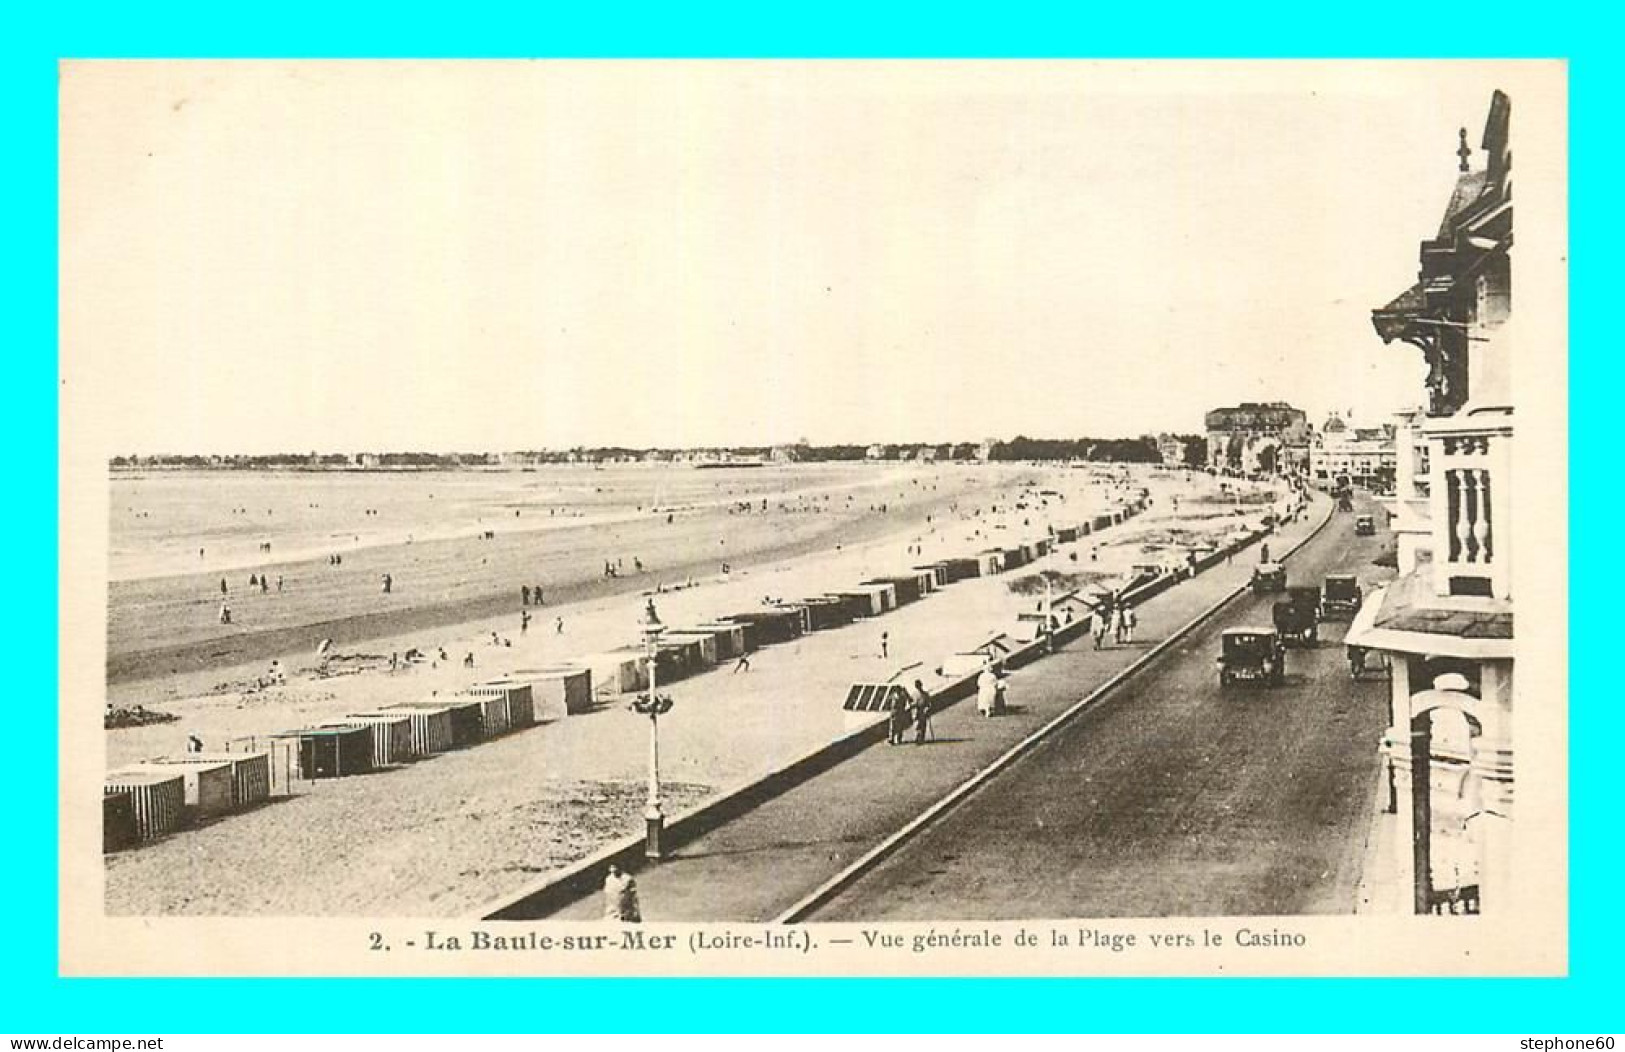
1250 561 1287 594
1271 585 1321 646
1217 627 1286 687
1322 573 1363 619
1355 514 1376 536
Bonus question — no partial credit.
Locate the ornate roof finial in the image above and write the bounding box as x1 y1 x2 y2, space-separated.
1457 127 1472 172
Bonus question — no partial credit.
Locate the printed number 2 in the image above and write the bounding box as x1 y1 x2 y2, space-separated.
369 932 385 951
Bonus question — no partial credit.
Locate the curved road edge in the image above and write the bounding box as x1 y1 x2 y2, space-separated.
774 491 1337 924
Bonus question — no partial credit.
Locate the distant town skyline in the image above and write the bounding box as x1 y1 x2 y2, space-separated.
63 61 1529 454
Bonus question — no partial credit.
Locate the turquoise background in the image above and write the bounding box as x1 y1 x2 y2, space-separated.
9 0 1608 1032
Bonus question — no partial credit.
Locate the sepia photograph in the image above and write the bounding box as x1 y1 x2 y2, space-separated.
57 59 1568 978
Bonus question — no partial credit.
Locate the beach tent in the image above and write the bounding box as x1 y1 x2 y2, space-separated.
458 689 513 739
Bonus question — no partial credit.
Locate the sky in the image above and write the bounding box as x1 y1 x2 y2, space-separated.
60 61 1543 454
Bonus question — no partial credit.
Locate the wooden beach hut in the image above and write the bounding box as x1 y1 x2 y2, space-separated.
509 666 595 719
590 648 649 694
663 631 719 666
1055 525 1080 544
833 589 885 618
466 679 537 728
149 752 272 811
458 689 513 739
1001 546 1029 570
686 623 748 660
914 564 950 589
656 638 705 678
355 707 452 757
103 790 137 852
976 550 1006 576
772 601 816 634
868 575 922 606
386 699 484 748
726 608 804 645
854 582 897 612
126 759 235 820
105 768 187 841
275 727 375 779
321 715 412 768
797 596 851 631
941 557 981 581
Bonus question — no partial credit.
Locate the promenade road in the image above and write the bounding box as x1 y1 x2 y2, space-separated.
541 491 1364 921
808 493 1394 920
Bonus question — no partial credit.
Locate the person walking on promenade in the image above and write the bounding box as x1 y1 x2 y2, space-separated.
522 585 531 607
1124 606 1138 644
887 694 910 745
976 664 998 718
733 651 751 674
910 681 933 745
880 631 889 659
1111 603 1127 645
1093 606 1109 649
603 864 641 923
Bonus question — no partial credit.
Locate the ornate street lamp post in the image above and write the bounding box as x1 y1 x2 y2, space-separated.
632 610 673 860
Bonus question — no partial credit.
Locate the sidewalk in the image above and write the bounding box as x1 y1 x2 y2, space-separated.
524 496 1331 921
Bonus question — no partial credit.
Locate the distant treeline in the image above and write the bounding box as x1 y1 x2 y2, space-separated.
110 435 1208 469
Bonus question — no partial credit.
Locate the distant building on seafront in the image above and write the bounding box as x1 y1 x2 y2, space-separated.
1351 89 1514 917
1203 402 1309 475
1309 413 1398 490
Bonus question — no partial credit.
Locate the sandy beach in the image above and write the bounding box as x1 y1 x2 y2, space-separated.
104 462 1286 916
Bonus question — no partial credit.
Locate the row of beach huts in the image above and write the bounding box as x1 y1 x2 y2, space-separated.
105 497 1161 853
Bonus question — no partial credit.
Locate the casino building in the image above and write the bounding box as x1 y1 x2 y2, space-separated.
1204 402 1309 476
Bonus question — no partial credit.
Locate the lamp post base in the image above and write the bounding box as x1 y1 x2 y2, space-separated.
644 804 665 861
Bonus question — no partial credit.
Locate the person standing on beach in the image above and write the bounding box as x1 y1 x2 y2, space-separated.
522 585 531 607
880 632 889 659
555 616 565 634
382 573 392 594
276 575 283 592
521 610 531 635
219 602 231 625
733 651 751 674
220 577 228 595
260 575 268 594
534 585 545 605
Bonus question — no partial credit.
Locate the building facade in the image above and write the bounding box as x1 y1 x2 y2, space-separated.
1308 413 1398 490
1204 402 1309 475
1351 90 1514 915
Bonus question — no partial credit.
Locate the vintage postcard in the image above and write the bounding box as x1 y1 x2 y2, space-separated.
58 59 1567 977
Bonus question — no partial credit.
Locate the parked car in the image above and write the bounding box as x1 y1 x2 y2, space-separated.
1217 628 1286 687
1272 585 1321 646
1355 514 1376 536
1322 574 1362 619
1251 561 1286 594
